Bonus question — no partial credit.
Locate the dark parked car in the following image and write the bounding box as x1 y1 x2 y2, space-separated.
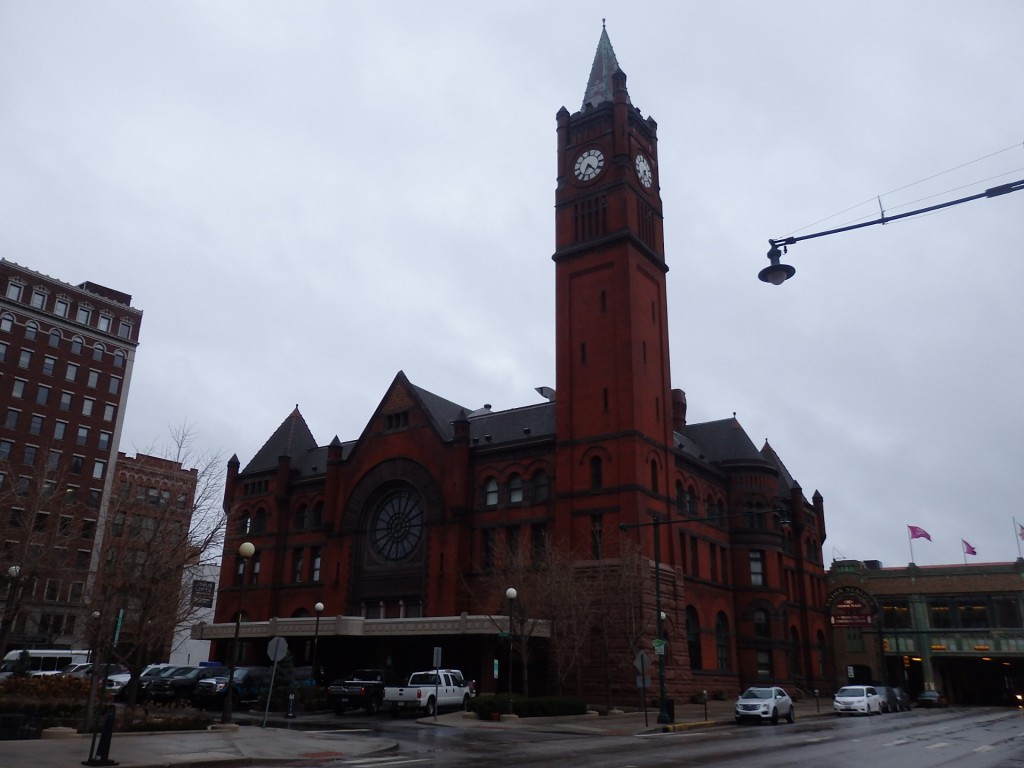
916 690 949 708
874 686 906 713
148 666 221 703
328 669 405 714
191 666 270 708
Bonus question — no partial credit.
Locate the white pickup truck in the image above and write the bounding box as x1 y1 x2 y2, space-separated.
383 669 474 716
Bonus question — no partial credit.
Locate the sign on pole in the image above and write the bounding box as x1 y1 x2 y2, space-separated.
267 636 288 662
433 646 442 669
652 638 666 656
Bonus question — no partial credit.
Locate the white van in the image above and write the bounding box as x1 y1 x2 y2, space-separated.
0 649 91 680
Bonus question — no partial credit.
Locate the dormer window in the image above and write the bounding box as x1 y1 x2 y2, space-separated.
5 281 23 301
76 306 91 325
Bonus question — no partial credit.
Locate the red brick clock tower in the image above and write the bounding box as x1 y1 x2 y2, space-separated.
552 26 675 548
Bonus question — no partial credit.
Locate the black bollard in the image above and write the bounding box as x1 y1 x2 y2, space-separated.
286 692 296 719
82 704 118 766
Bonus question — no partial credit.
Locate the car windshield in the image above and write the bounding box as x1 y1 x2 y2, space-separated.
740 688 773 700
837 687 865 697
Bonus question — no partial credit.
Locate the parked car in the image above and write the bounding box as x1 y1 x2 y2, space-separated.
105 663 176 701
191 666 269 709
148 666 221 703
59 663 93 677
916 690 949 708
874 685 901 713
327 669 406 714
833 685 883 715
734 686 795 724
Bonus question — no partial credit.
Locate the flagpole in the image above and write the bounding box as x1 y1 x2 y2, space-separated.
963 542 967 565
908 526 914 564
1015 517 1023 560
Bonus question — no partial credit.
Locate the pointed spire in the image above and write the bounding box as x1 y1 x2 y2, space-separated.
582 20 630 110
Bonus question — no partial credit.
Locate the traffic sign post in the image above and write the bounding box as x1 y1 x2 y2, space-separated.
263 637 289 727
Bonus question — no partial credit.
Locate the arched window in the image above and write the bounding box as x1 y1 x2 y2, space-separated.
238 512 251 535
590 457 603 489
650 461 658 493
253 508 267 533
531 470 549 502
686 606 702 670
753 608 771 638
48 329 61 347
71 335 83 354
113 350 126 369
686 487 697 516
484 477 498 507
508 474 523 503
311 501 323 526
675 481 685 513
24 321 38 340
0 313 14 332
789 626 802 677
294 504 308 530
715 612 730 671
92 343 105 361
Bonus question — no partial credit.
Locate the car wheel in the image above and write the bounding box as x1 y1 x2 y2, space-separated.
786 706 795 724
770 708 779 725
366 698 380 715
462 694 470 710
425 697 436 717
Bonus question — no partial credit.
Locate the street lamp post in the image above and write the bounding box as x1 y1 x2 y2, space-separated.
312 602 324 686
505 587 516 716
222 541 255 725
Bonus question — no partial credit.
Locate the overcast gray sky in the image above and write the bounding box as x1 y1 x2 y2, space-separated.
3 1 1023 569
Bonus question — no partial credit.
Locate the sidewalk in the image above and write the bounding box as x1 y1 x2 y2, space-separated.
2 698 817 768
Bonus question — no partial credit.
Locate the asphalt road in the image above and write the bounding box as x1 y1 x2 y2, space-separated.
281 707 1024 768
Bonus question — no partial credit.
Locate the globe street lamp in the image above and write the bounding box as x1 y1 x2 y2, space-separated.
222 541 255 724
312 602 324 686
505 587 517 717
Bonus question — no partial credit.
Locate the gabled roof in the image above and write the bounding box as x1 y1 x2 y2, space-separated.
242 406 318 474
409 382 470 441
582 23 631 110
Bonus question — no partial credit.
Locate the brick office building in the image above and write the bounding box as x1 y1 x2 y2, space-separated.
829 558 1024 705
202 29 832 704
0 258 142 654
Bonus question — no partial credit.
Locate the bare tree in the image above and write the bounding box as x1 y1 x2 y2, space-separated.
90 422 225 707
0 450 93 656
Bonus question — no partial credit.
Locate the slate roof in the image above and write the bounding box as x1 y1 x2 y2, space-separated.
239 386 784 488
241 406 319 474
678 417 773 469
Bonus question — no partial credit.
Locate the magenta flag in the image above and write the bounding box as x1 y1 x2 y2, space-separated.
908 525 932 541
962 539 977 556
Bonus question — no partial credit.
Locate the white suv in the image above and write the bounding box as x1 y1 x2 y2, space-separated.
734 686 795 724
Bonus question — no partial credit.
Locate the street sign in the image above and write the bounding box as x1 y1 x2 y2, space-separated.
636 675 652 688
267 636 288 662
652 638 666 656
633 651 652 673
433 646 442 668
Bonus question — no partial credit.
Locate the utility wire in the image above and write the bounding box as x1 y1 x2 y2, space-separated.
782 141 1023 239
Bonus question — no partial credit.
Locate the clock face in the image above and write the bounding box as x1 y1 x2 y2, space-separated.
574 148 605 181
370 489 424 562
635 154 653 188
